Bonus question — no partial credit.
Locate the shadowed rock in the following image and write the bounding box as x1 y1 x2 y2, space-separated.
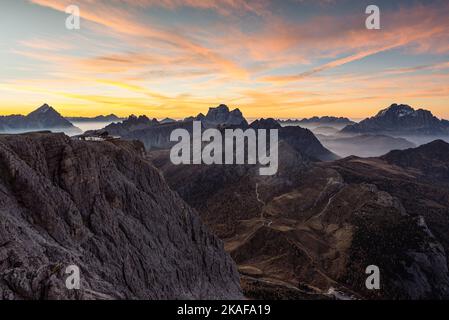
0 132 242 300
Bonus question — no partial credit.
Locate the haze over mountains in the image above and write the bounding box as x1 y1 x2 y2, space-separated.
4 102 447 159
0 104 81 135
3 101 447 159
66 114 124 123
279 104 449 158
341 104 449 145
82 104 337 161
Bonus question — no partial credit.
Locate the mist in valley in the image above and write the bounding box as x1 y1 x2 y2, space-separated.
302 123 449 158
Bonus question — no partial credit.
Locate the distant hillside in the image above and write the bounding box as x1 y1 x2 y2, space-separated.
319 134 416 158
282 116 354 125
382 139 449 181
66 114 123 122
251 118 338 161
279 117 355 130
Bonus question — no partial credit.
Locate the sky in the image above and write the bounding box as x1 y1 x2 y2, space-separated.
0 0 449 119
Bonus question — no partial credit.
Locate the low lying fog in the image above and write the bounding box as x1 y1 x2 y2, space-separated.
300 123 449 158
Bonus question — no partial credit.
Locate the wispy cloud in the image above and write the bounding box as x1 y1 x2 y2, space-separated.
0 0 447 118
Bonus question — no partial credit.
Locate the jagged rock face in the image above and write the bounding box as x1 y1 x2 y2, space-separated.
200 105 248 128
326 150 449 299
91 107 336 163
0 132 242 300
151 140 449 299
0 104 81 135
341 104 449 135
90 105 247 149
99 115 159 137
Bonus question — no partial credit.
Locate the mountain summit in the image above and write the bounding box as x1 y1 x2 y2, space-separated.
196 104 248 128
27 104 74 128
341 104 449 136
0 104 81 135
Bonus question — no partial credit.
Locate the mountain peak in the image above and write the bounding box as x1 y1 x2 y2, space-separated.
206 104 230 117
201 104 248 127
0 104 81 134
28 103 58 116
342 103 449 136
375 104 414 118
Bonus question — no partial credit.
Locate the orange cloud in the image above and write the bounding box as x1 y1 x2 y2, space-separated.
3 0 445 119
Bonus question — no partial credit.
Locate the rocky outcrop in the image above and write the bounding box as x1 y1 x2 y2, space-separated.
0 104 81 135
0 132 242 300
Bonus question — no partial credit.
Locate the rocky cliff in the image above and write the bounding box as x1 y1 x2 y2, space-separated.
0 132 242 300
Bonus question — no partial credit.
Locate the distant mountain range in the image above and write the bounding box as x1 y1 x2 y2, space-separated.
2 102 449 300
98 115 160 137
66 114 124 122
84 104 248 149
0 104 81 135
341 104 449 136
83 105 337 160
279 116 355 127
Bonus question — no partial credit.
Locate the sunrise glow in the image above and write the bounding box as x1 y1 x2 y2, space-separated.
1 0 449 119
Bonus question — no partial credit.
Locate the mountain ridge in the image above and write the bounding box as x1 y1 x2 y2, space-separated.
341 104 449 136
